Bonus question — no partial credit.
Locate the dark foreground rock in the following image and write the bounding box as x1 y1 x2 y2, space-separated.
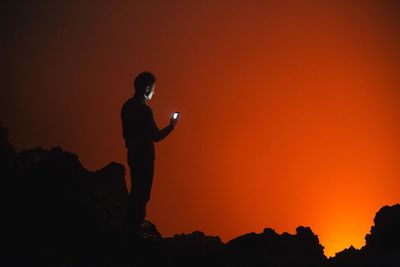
329 204 400 267
1 127 399 266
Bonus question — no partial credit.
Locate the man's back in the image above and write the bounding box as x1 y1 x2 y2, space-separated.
121 97 155 156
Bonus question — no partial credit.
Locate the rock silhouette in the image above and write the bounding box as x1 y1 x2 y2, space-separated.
329 204 400 267
2 127 400 266
225 226 326 267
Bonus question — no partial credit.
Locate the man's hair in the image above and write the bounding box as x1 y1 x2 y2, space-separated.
134 71 156 92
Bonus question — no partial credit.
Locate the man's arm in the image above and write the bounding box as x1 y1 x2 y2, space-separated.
153 124 174 142
145 106 174 142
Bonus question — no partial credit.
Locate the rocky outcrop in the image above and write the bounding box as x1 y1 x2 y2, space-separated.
225 226 326 267
1 127 400 266
329 204 400 267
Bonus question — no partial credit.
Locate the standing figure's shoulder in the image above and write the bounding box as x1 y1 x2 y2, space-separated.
122 98 140 111
121 99 130 115
121 98 153 116
121 98 132 109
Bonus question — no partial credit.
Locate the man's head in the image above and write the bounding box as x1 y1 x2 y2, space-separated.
134 71 156 100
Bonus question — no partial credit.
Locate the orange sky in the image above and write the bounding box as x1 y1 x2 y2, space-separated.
2 0 400 257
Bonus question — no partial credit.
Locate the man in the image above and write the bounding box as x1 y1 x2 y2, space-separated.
121 71 178 233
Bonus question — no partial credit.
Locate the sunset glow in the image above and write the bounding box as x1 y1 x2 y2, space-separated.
2 1 400 257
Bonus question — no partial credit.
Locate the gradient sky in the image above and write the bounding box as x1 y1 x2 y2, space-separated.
2 0 400 257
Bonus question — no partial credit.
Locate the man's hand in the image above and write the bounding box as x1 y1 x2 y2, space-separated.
170 116 179 129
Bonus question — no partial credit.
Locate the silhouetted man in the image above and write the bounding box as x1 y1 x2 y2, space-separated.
121 71 178 233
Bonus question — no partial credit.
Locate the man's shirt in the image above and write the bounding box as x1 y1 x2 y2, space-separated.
121 96 173 159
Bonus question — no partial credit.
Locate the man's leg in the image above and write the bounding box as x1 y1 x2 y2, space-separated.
128 153 154 233
131 157 154 223
127 163 140 234
141 158 154 218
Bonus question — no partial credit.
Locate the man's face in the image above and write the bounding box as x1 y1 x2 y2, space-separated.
145 83 156 100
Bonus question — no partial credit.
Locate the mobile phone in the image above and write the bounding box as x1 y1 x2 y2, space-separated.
173 112 180 119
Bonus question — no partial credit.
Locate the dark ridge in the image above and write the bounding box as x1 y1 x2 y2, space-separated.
329 204 400 267
1 126 399 266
